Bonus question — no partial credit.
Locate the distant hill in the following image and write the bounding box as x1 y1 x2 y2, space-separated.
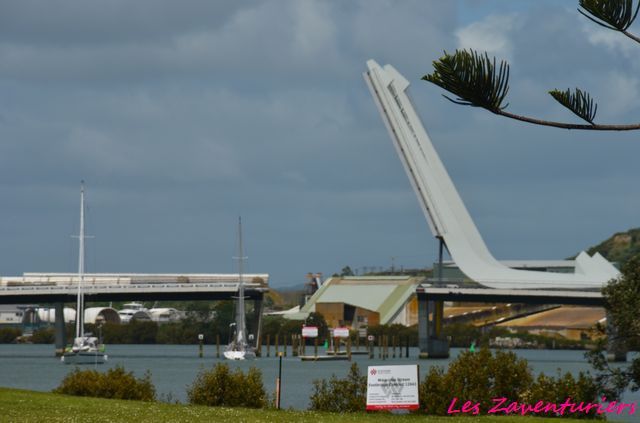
582 228 640 267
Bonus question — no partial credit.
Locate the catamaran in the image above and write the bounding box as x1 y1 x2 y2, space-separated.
61 182 107 364
224 217 255 360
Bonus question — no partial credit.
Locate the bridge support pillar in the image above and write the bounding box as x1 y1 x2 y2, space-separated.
54 302 66 357
418 296 449 359
250 296 264 357
606 311 627 362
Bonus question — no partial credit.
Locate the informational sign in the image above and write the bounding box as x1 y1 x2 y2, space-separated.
302 326 318 338
366 365 419 410
332 327 350 338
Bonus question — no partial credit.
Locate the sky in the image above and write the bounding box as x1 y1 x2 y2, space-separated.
1 0 639 288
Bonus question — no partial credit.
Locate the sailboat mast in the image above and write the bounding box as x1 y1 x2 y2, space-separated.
76 181 86 339
236 216 246 345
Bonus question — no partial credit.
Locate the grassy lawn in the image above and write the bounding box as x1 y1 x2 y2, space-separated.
0 387 593 423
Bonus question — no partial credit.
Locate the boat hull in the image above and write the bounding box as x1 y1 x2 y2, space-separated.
223 349 256 360
61 352 108 365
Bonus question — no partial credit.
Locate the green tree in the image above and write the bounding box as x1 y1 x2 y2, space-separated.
309 363 367 412
587 254 640 399
424 0 640 131
340 266 354 277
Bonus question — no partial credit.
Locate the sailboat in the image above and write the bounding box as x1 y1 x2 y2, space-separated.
224 217 255 360
61 182 108 364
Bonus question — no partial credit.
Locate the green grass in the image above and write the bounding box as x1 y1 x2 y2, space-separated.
0 387 591 422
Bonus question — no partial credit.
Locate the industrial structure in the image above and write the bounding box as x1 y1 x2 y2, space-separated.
363 60 622 359
286 276 420 328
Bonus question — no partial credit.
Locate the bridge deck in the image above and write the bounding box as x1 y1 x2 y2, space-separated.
417 285 603 306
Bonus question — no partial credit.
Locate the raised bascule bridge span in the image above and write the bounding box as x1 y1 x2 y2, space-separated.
363 60 623 360
0 273 268 355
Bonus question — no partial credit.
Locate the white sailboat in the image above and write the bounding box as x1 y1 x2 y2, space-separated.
61 182 108 364
224 217 255 360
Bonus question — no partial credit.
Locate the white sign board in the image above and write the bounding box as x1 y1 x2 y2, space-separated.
302 326 318 338
332 327 350 338
366 365 419 410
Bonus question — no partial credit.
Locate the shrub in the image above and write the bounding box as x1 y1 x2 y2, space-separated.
445 348 532 412
187 363 266 408
53 366 155 401
419 348 601 419
31 327 55 344
309 363 367 412
523 371 602 419
0 327 21 343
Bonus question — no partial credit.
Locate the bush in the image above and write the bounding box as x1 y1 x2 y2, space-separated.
31 327 55 344
420 348 532 415
523 371 602 419
309 363 367 412
0 327 21 343
419 348 601 418
187 363 266 408
53 366 155 401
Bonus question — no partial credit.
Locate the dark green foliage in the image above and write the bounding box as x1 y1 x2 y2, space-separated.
524 372 602 419
0 327 21 343
30 327 55 344
262 315 306 341
366 323 418 346
419 366 450 415
420 349 601 418
425 349 532 414
588 254 640 398
308 363 367 412
579 0 640 31
187 363 266 408
92 321 158 344
53 366 155 401
602 254 640 344
261 312 328 344
340 266 354 277
549 88 598 124
423 49 510 112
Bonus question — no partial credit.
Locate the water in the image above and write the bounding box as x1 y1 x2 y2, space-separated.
0 344 637 421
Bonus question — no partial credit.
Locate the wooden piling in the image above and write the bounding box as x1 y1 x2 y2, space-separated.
266 334 271 357
347 337 352 361
314 337 318 357
216 334 220 358
275 334 279 356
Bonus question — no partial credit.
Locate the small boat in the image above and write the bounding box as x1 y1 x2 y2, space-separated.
224 217 255 361
118 302 152 323
62 182 107 365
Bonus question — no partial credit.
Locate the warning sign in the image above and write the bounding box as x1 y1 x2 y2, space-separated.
366 365 419 410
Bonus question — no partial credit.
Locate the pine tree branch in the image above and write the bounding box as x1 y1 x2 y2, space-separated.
549 88 598 124
622 28 640 43
423 48 640 131
579 0 640 44
494 109 640 131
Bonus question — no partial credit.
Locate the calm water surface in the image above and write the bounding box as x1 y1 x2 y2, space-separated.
0 344 637 421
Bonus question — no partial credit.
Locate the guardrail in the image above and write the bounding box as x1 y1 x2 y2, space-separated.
0 282 267 293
